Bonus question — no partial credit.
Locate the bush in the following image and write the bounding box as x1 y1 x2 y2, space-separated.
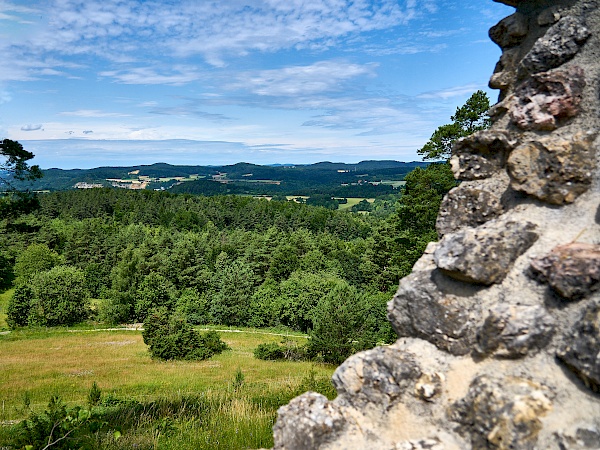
254 342 284 360
142 308 229 361
254 339 307 361
27 266 90 326
6 284 34 328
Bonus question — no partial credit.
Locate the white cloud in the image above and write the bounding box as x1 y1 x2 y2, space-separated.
59 109 131 118
235 60 377 97
99 66 203 86
21 123 43 131
417 83 485 100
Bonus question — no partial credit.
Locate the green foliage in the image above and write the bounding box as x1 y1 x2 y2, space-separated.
135 272 175 322
14 243 62 286
6 284 33 328
417 90 491 161
27 266 90 326
142 308 229 361
0 139 43 219
209 256 256 326
8 396 100 450
307 284 383 364
88 381 102 407
175 287 209 325
254 342 285 360
254 339 308 362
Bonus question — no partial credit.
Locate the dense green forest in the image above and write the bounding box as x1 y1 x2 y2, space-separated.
1 161 456 360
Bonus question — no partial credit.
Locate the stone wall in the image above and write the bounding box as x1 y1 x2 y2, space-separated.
270 0 600 448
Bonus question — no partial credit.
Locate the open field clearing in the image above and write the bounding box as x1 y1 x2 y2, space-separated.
0 327 335 448
337 197 375 210
0 328 327 420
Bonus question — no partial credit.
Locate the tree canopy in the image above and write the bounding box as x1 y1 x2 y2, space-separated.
0 139 43 218
417 90 491 161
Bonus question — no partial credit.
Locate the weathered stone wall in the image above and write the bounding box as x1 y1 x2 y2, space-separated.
271 1 600 448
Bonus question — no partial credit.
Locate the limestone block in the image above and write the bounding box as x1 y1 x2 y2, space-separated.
450 375 553 450
510 66 585 131
530 243 600 300
436 184 504 237
490 48 520 90
489 13 528 49
450 130 514 180
433 218 538 285
557 300 600 393
507 133 596 205
388 270 478 355
332 345 421 411
476 304 555 358
273 391 350 450
519 16 590 77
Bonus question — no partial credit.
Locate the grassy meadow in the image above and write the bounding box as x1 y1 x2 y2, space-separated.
0 323 336 449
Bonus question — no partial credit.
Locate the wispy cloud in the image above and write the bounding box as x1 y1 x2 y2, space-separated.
233 60 377 97
417 83 485 100
59 109 131 118
21 123 43 131
99 66 203 86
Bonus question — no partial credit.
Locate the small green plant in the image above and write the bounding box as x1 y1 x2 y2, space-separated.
87 381 102 407
233 368 245 391
254 339 307 361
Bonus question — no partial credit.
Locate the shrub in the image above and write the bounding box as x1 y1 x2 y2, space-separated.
6 284 33 328
254 342 284 360
142 308 229 361
254 339 307 361
27 265 90 326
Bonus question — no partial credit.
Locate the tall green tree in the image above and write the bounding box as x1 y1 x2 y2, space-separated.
0 139 43 218
417 90 491 161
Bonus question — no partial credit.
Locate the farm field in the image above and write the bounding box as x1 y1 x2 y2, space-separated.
337 197 375 211
0 326 335 449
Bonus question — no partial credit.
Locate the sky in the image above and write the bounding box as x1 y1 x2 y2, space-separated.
0 0 512 169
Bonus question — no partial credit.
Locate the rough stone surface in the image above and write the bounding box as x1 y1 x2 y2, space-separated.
450 130 515 180
436 184 504 237
507 133 596 205
509 66 585 131
537 6 561 26
332 346 421 411
450 376 553 450
272 392 349 450
271 1 600 448
476 304 555 358
530 243 600 300
490 13 528 48
557 300 600 393
388 269 479 355
490 48 520 90
518 16 590 76
433 218 538 285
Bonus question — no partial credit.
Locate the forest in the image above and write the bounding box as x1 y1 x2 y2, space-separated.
1 162 456 362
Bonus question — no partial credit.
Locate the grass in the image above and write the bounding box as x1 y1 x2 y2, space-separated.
0 326 335 449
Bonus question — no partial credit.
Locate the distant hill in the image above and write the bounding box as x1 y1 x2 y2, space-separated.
6 160 429 196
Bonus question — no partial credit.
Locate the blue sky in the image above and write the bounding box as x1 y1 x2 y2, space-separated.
0 0 512 169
